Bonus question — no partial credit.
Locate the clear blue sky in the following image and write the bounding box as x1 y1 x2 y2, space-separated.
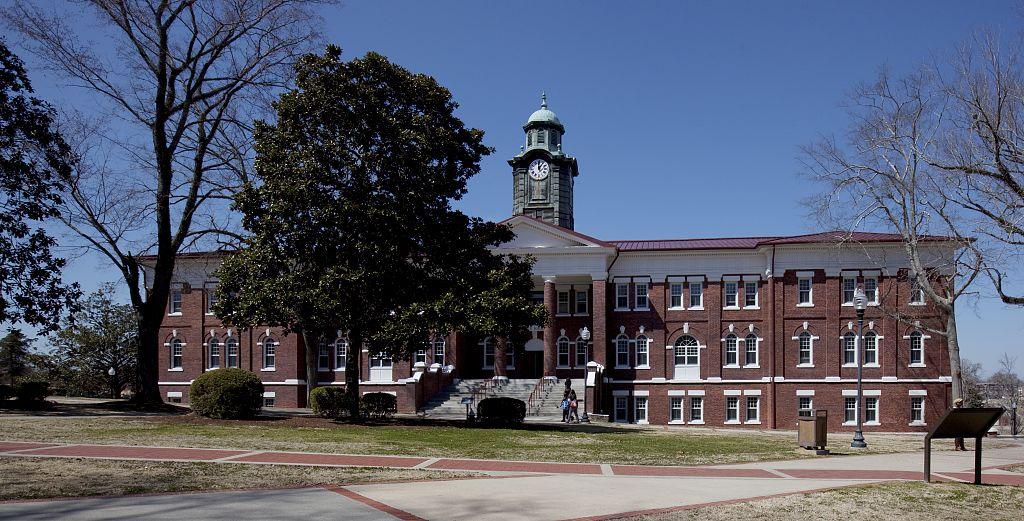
17 1 1024 372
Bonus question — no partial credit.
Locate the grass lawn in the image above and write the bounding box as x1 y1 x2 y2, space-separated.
634 480 1024 521
0 413 946 466
0 456 477 501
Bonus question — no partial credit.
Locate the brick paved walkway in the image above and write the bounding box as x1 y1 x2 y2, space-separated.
2 438 1023 485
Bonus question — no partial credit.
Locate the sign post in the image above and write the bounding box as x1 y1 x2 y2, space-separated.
923 407 1003 484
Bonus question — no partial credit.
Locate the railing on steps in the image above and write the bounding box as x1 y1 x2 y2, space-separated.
466 378 506 415
526 377 556 416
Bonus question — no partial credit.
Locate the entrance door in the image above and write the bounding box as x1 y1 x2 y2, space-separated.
369 356 392 382
525 351 543 378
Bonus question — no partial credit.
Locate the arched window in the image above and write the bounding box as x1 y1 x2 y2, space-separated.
798 332 813 365
318 341 330 370
724 334 738 366
574 337 588 367
909 331 924 365
170 338 183 369
557 336 570 367
843 332 857 365
744 334 758 366
208 336 221 369
225 337 239 368
334 338 348 370
262 337 276 370
481 337 495 369
635 335 649 367
674 336 699 366
615 334 630 368
864 332 878 365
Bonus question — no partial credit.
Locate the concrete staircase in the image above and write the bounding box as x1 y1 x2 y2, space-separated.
532 378 587 421
420 378 575 420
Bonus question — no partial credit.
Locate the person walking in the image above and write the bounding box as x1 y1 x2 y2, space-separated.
560 391 570 422
568 390 580 423
953 398 967 451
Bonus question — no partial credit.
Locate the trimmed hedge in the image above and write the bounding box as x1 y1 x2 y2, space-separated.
309 386 355 419
477 397 526 425
15 381 50 403
360 392 397 420
0 383 12 401
189 368 264 419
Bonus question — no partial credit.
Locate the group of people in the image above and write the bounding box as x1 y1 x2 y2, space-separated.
559 379 580 423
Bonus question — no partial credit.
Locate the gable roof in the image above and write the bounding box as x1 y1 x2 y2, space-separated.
498 215 614 248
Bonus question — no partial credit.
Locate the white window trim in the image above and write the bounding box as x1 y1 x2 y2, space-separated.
841 277 857 306
668 282 685 310
863 277 880 306
742 281 759 309
634 396 650 425
742 335 761 368
794 333 817 367
633 283 650 311
797 277 814 307
840 334 859 368
614 283 630 311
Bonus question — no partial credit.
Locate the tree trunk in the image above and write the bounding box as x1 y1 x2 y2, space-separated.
946 305 963 401
300 329 319 407
134 314 162 404
346 329 362 419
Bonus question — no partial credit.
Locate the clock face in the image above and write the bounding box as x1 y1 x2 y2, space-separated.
528 159 550 181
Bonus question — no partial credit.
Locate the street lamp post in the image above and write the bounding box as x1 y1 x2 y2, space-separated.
579 326 591 423
851 287 868 449
107 367 117 399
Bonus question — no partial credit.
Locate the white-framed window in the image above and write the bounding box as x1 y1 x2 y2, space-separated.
226 337 239 368
482 337 495 369
865 397 879 424
689 282 703 308
557 336 570 367
635 335 649 368
263 395 276 408
843 332 857 366
909 331 924 365
864 332 878 365
262 337 277 370
844 397 857 423
910 277 925 304
798 396 813 417
634 396 648 424
432 339 445 365
614 395 628 422
724 334 739 366
842 277 856 305
744 281 758 307
208 336 221 369
726 396 740 422
634 283 649 310
335 338 348 370
615 283 629 309
670 396 684 422
689 396 704 422
911 397 925 423
798 332 813 365
669 283 684 309
574 338 588 367
169 289 182 315
170 338 183 369
615 335 630 368
864 277 878 304
575 290 588 315
414 348 427 364
724 282 738 308
674 336 699 365
557 291 570 315
745 396 760 423
206 288 217 315
506 342 516 369
318 341 331 370
369 355 392 368
798 278 813 305
744 334 758 366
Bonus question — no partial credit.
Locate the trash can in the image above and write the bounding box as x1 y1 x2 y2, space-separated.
797 409 828 454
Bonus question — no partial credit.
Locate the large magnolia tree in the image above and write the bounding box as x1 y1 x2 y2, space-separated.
215 47 545 412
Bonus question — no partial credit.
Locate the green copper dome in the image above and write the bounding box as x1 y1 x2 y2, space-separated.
526 93 562 127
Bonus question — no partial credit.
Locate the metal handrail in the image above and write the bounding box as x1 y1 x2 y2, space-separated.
526 377 555 416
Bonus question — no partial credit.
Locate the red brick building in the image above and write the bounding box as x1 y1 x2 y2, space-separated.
144 96 954 431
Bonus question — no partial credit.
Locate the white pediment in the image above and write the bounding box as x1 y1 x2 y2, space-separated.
499 216 605 249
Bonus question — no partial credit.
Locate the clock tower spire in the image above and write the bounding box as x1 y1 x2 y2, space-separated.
509 93 579 229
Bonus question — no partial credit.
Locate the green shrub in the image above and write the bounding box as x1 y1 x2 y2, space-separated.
477 397 526 425
309 386 353 419
0 383 13 401
14 381 50 403
360 392 397 420
189 368 264 419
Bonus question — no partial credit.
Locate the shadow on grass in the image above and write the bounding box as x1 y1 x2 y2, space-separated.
0 399 190 417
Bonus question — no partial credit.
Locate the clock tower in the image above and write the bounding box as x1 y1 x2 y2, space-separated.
509 93 579 230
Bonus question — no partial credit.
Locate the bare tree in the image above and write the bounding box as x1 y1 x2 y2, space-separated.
930 34 1024 306
802 67 983 400
990 353 1021 435
2 0 329 403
